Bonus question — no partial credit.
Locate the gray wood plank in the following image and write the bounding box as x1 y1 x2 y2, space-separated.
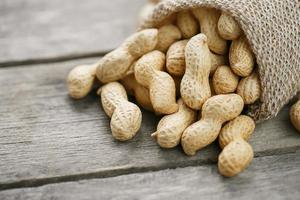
0 59 300 190
0 0 146 66
1 152 299 200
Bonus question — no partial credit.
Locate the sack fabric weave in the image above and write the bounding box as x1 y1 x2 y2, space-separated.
140 0 300 122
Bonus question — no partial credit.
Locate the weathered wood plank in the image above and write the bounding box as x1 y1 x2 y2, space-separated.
0 59 299 190
1 152 299 200
0 0 146 66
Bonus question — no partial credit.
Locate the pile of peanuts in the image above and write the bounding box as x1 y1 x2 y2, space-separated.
67 6 300 177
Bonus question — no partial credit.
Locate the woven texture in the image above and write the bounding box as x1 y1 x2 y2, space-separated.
140 0 300 122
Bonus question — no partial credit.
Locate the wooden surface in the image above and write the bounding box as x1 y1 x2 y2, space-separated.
0 0 300 199
1 152 299 200
0 58 299 191
0 0 146 66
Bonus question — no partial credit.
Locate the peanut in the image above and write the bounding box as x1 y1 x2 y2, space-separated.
121 59 165 112
120 74 154 112
229 35 255 77
96 48 135 83
218 138 254 177
213 65 239 94
124 29 158 58
218 115 255 176
181 94 244 156
180 34 211 110
67 64 97 99
177 10 199 39
96 29 158 83
217 12 242 40
219 115 255 149
166 40 227 77
237 71 261 104
166 40 188 76
156 24 182 52
290 99 300 132
192 8 227 55
98 82 142 141
152 99 197 148
134 50 178 114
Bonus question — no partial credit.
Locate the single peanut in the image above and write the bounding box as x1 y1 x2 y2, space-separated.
96 29 158 83
181 34 211 110
124 29 158 58
237 71 261 104
67 64 97 99
181 94 244 156
218 115 255 176
219 115 255 149
166 40 226 77
166 40 188 76
134 50 178 114
290 99 300 132
96 48 134 83
217 12 242 40
218 138 254 177
229 35 255 77
192 8 227 55
120 74 154 112
156 24 182 52
152 99 197 148
134 50 165 85
177 10 199 39
213 65 239 94
98 82 142 141
121 59 165 112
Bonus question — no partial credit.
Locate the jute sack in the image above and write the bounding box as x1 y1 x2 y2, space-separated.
140 0 300 122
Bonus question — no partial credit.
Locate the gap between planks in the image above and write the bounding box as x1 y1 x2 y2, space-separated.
1 152 299 200
0 51 110 68
0 149 298 191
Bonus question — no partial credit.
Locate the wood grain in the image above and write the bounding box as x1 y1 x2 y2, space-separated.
1 152 299 199
0 58 299 190
0 0 146 66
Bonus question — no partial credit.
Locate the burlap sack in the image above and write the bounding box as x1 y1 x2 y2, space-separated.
140 0 300 122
